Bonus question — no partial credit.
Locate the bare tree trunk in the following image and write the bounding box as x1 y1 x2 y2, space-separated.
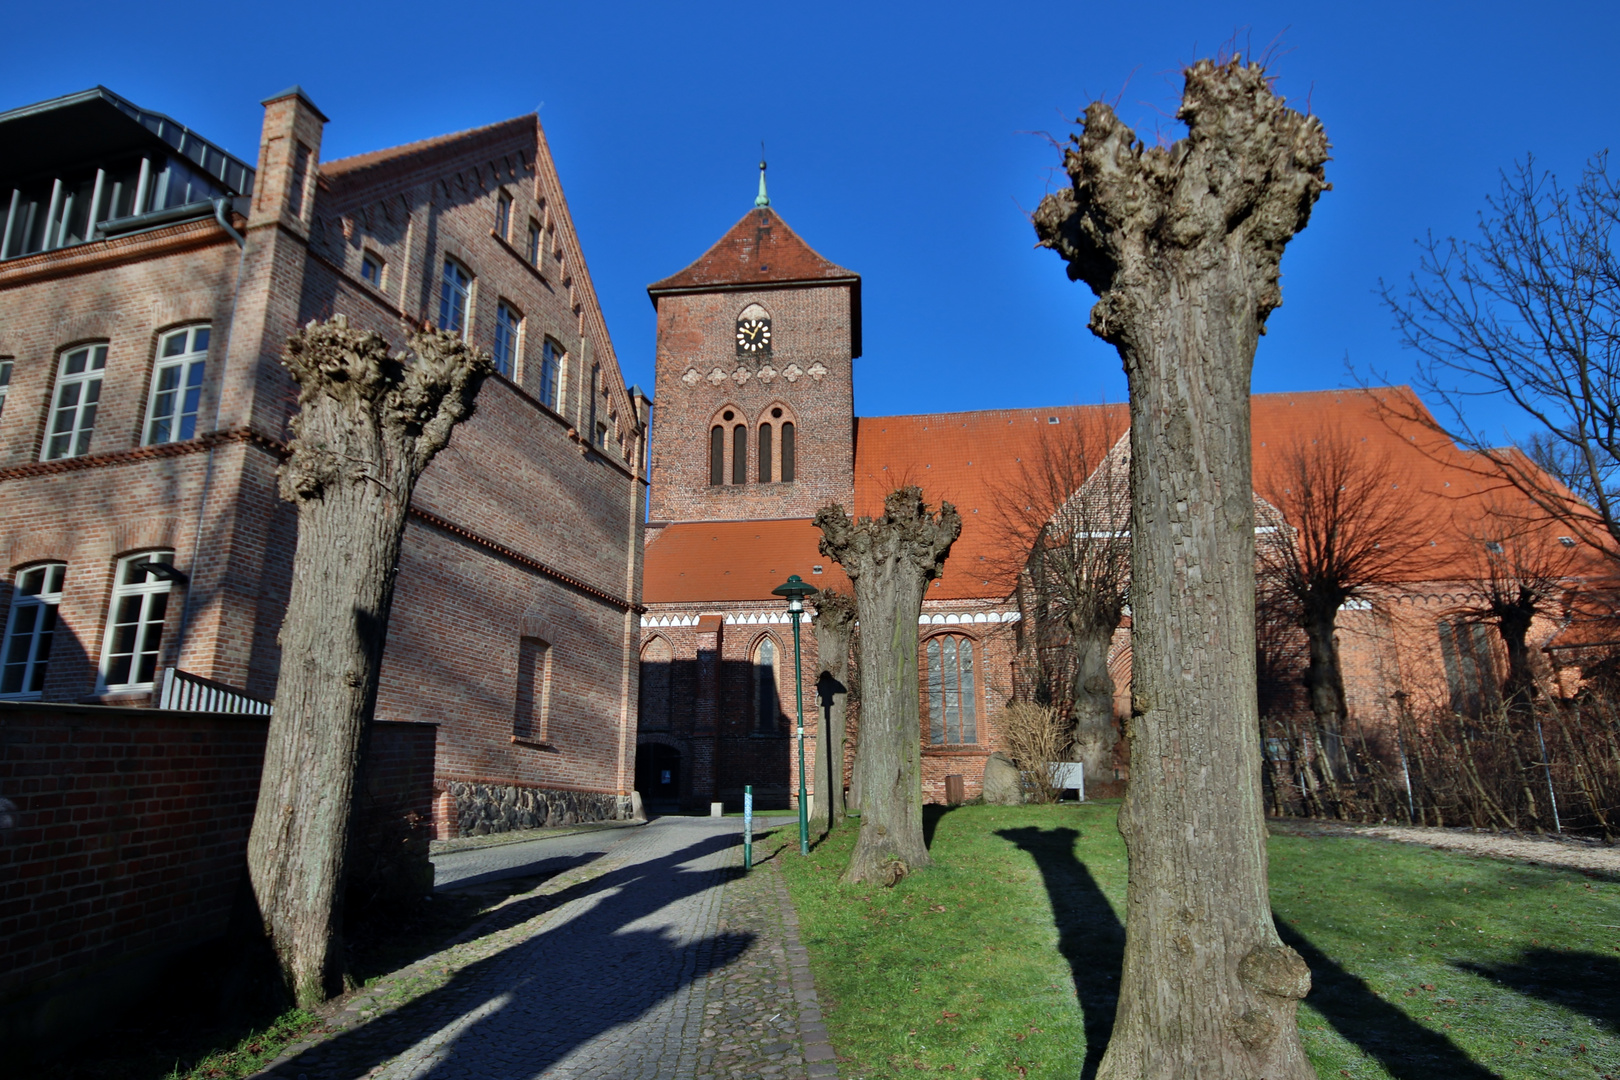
812 590 856 834
1303 605 1351 782
246 318 490 1006
815 488 960 886
1035 58 1327 1079
1068 619 1117 789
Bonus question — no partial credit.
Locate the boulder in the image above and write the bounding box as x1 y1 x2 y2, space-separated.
982 751 1024 806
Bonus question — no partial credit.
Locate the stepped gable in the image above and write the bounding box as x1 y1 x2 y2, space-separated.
642 519 852 604
648 206 859 295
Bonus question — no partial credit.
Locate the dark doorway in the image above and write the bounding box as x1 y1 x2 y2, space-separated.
636 743 683 811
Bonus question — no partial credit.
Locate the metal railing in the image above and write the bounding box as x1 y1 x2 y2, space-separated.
158 667 273 715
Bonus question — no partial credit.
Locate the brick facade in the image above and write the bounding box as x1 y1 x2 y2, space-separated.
0 86 644 839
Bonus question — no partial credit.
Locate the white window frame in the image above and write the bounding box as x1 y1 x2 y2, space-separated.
540 338 563 410
0 358 12 420
98 551 177 693
42 343 107 460
360 252 385 288
494 301 521 378
0 563 66 699
438 259 471 337
145 325 210 445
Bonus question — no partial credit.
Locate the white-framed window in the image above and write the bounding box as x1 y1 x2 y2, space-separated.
361 252 385 288
0 563 66 698
43 343 107 460
495 191 512 241
145 325 210 445
438 259 471 337
0 358 12 419
925 634 978 745
99 551 177 692
754 637 780 734
514 635 552 742
526 219 542 266
493 301 521 378
539 338 562 409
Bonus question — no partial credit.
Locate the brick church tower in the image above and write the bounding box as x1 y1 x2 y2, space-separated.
646 167 859 523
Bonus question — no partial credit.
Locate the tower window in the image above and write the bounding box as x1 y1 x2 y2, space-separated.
709 425 725 486
360 252 385 288
758 423 773 482
732 424 748 485
780 421 795 482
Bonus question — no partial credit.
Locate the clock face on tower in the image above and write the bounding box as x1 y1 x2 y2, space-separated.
736 317 772 357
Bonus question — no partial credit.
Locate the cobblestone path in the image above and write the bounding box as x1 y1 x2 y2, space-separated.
257 817 835 1080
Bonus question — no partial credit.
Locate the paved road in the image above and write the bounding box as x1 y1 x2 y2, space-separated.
262 815 832 1080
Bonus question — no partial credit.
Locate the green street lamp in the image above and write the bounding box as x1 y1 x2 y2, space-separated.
772 573 818 855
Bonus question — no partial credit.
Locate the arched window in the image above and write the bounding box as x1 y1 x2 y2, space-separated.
640 637 672 731
925 634 977 745
755 637 780 733
100 551 178 692
758 423 773 483
0 562 66 698
732 425 748 485
146 325 210 445
709 425 725 485
781 421 795 482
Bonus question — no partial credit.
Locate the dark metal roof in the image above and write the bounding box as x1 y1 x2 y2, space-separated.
0 86 254 195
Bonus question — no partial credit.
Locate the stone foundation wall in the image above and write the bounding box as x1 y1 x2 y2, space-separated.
447 780 626 837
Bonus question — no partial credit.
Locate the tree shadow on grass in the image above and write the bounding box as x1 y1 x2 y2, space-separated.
1457 948 1620 1035
1275 918 1502 1080
923 803 960 849
262 827 752 1080
996 826 1122 1080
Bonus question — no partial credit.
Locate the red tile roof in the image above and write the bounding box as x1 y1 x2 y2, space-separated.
647 207 858 295
642 519 852 605
643 386 1609 606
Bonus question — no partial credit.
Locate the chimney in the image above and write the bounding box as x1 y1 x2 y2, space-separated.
249 85 328 237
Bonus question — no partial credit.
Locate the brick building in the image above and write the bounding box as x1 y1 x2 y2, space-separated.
0 86 646 837
638 183 1601 810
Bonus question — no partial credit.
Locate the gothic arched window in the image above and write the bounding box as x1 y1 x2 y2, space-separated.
640 637 672 731
732 425 748 485
781 421 795 482
710 425 724 486
924 633 977 745
755 637 781 733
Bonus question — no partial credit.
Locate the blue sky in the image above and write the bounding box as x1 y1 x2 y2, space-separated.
4 2 1616 440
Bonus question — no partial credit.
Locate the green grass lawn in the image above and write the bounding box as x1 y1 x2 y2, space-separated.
775 802 1620 1080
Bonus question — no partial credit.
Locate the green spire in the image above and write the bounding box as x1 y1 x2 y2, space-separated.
755 155 770 208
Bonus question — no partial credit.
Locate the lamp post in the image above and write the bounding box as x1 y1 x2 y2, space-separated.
772 574 818 856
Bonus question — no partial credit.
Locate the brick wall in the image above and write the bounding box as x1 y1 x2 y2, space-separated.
0 700 435 1045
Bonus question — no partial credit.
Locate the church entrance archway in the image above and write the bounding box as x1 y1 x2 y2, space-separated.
636 742 683 811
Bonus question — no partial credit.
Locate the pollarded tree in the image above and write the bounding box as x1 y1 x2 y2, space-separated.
1256 430 1420 800
814 488 960 885
1034 58 1328 1079
247 317 491 1006
810 588 856 835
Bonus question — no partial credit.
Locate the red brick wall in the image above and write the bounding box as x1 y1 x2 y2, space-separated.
648 286 856 523
0 701 434 1035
